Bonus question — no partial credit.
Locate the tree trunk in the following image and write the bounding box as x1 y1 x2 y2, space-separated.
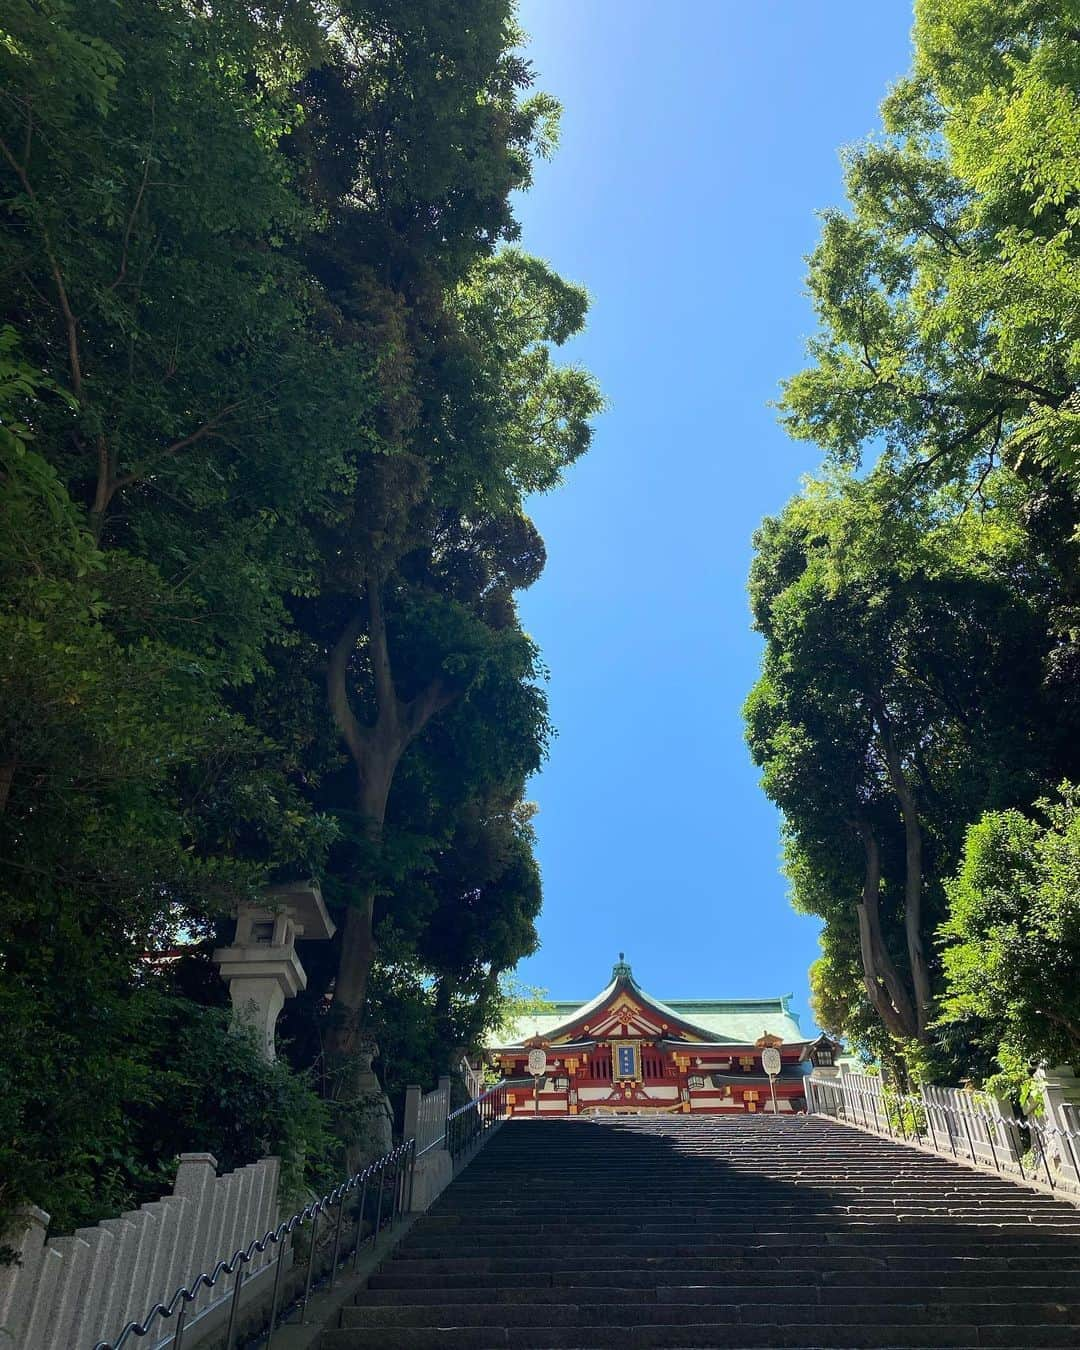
854 822 918 1040
876 722 933 1040
323 768 393 1067
322 769 395 1166
328 894 377 1055
321 569 461 1158
0 757 15 815
433 976 453 1066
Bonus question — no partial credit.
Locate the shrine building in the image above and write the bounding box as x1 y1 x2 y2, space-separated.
484 955 818 1116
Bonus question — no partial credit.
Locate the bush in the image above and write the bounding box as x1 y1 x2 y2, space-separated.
939 786 1080 1086
0 969 335 1237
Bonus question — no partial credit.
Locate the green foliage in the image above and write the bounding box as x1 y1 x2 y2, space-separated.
808 934 885 1061
145 997 338 1211
746 464 1065 1061
753 0 1080 1084
0 0 599 1224
781 0 1080 493
490 976 554 1041
939 785 1080 1078
0 966 333 1235
884 1093 927 1138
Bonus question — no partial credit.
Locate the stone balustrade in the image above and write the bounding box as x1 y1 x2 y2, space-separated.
0 1153 280 1350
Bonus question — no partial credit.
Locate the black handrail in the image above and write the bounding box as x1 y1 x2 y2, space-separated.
445 1081 508 1161
92 1137 415 1350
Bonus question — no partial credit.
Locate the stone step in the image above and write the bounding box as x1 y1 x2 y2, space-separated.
446 1173 1036 1185
423 1201 1068 1218
370 1266 1080 1289
455 1168 1008 1173
340 1300 1080 1327
395 1235 1080 1259
440 1184 1055 1201
354 1282 1080 1306
439 1176 1065 1188
439 1188 1051 1201
444 1171 1012 1179
432 1198 1053 1209
384 1251 1080 1275
411 1215 1080 1232
321 1323 1080 1347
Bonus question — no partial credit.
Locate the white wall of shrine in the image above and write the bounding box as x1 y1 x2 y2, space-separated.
577 1084 680 1104
505 1080 802 1116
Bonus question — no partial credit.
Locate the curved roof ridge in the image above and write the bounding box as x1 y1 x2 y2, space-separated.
665 995 794 1007
484 961 805 1049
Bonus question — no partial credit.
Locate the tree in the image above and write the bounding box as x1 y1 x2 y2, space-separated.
939 786 1080 1083
745 468 1063 1059
1 0 600 1216
283 155 600 1091
780 0 1080 500
761 0 1080 1082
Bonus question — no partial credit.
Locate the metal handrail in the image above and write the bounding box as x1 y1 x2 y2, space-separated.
458 1053 485 1101
807 1076 1080 1194
445 1081 508 1161
92 1137 416 1350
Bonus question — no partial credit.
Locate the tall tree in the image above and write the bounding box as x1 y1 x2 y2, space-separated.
280 41 601 1090
780 0 1080 498
759 0 1080 1079
746 470 1064 1058
1 0 601 1213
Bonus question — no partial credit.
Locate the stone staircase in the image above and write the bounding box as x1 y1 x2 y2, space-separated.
320 1114 1080 1348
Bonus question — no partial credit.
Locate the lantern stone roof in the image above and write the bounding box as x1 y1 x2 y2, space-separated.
486 956 806 1051
263 879 336 941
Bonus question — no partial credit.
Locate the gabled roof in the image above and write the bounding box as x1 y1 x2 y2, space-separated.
486 957 805 1050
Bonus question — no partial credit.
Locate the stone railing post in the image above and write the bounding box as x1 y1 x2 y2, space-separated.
1037 1064 1080 1185
0 1205 49 1348
403 1085 421 1143
807 1064 844 1117
171 1152 220 1317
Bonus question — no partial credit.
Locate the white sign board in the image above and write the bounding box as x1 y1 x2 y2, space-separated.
761 1047 782 1077
527 1048 547 1076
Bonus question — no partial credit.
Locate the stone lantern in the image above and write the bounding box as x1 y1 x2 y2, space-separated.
212 880 335 1060
805 1033 843 1076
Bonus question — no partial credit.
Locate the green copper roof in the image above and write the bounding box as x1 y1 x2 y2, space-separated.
485 959 805 1049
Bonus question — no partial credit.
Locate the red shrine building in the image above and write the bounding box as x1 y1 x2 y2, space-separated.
484 956 817 1117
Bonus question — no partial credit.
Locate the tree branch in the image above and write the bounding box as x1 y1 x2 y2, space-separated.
962 411 1002 513
0 133 82 396
0 756 15 816
110 400 243 494
105 99 155 296
90 434 112 528
403 677 459 742
893 175 967 257
984 371 1069 407
365 565 397 720
1036 1006 1080 1045
901 404 1006 495
327 610 368 766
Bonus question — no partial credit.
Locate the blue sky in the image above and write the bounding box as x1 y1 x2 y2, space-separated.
510 1 915 1033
